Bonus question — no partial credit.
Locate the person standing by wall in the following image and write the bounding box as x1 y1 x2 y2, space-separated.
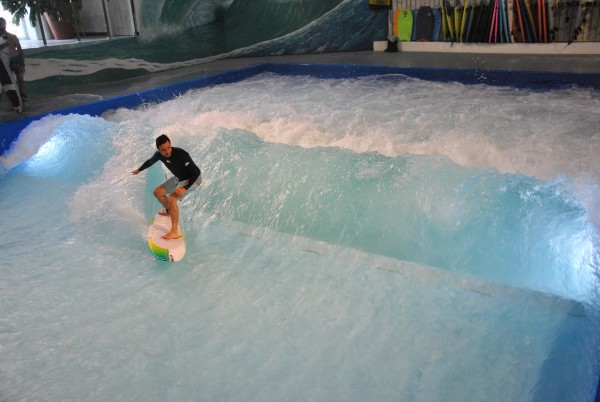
0 17 26 100
0 17 23 113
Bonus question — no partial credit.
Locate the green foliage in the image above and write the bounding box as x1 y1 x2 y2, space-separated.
1 0 81 26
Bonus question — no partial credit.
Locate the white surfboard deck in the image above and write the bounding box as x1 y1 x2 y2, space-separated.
147 211 186 262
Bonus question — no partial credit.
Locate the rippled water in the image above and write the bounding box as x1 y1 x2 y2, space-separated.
1 72 599 401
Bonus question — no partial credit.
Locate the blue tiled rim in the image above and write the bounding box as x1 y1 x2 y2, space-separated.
1 61 599 399
1 62 599 158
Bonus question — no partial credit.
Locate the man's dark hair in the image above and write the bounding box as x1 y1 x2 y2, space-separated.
156 134 170 148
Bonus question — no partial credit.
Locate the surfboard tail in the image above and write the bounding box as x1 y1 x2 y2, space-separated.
148 237 171 261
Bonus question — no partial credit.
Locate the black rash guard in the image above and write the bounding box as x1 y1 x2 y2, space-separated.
137 147 201 190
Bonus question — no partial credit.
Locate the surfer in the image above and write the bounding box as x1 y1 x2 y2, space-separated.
0 17 23 113
132 134 201 240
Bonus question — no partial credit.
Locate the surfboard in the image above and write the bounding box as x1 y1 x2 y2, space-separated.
433 7 443 40
411 9 418 41
148 211 186 262
550 0 559 42
454 3 463 40
539 0 547 42
397 9 414 41
489 0 499 42
508 0 516 42
465 1 476 41
514 0 526 41
393 9 402 37
523 0 538 41
441 4 449 40
416 6 435 40
589 1 600 42
460 0 470 41
498 0 508 42
442 1 453 40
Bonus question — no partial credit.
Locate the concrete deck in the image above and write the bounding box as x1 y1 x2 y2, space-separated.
1 50 599 123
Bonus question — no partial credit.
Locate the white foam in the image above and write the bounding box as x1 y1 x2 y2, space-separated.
106 73 600 230
0 115 67 173
110 74 600 180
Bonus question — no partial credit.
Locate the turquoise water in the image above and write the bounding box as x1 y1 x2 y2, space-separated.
1 73 599 401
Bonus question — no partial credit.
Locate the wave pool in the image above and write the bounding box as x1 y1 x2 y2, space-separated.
1 68 599 401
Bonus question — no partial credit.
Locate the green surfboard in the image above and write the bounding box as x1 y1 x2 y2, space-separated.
396 9 414 41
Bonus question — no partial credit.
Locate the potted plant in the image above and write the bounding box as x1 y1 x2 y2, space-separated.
1 0 81 39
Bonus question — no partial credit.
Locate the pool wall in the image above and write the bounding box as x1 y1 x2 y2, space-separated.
23 0 387 98
2 63 600 159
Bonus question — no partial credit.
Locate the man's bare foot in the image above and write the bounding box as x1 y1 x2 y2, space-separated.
162 231 182 240
158 209 170 216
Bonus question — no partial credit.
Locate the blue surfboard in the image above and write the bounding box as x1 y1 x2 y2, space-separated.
433 8 442 40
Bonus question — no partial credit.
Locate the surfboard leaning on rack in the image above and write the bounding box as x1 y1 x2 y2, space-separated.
397 8 415 40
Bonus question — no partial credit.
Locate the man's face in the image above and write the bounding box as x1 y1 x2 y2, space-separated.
158 141 172 158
